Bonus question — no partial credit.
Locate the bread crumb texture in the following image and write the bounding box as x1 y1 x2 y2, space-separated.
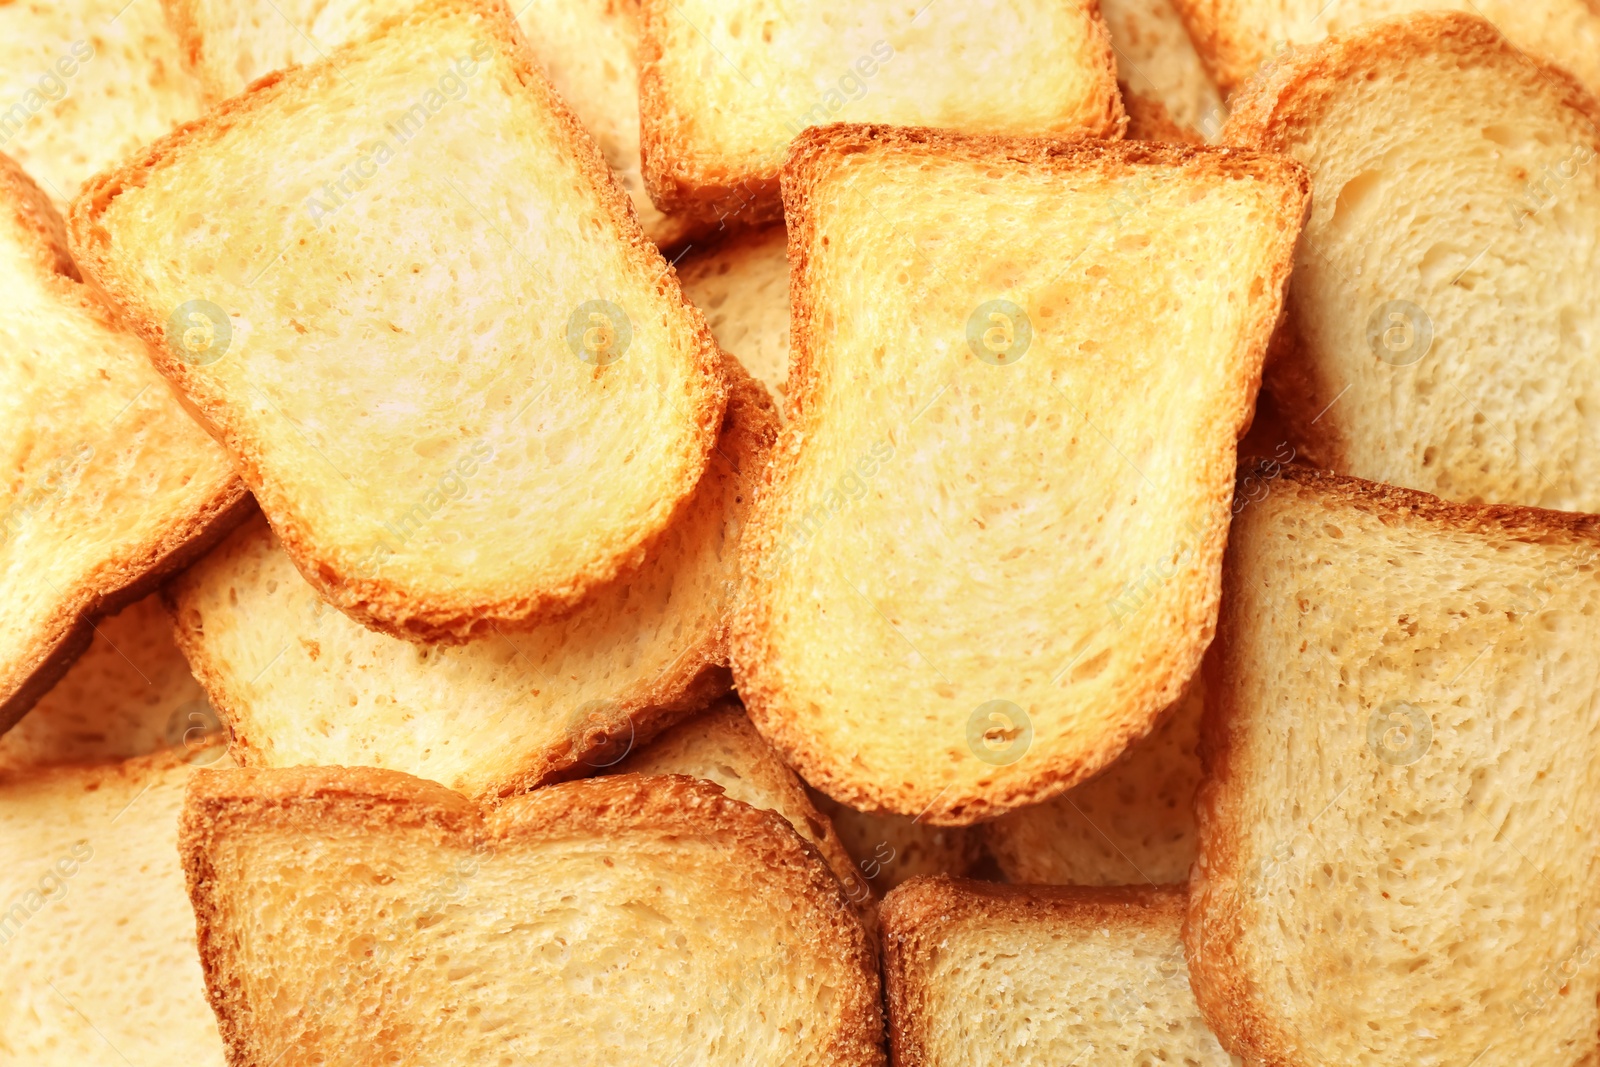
1189 465 1600 1065
72 0 726 643
1227 13 1600 513
733 126 1308 823
883 879 1234 1066
182 769 885 1066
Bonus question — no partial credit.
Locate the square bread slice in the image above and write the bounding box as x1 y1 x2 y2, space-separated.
0 750 226 1066
0 154 246 736
70 0 727 644
1102 0 1224 142
0 594 214 772
167 364 775 800
808 790 983 894
182 767 885 1066
639 0 1126 226
164 0 696 249
677 224 792 407
1173 0 1600 95
1187 465 1600 1065
731 125 1309 823
1224 13 1600 512
0 0 206 208
985 677 1203 886
882 879 1234 1066
615 697 876 919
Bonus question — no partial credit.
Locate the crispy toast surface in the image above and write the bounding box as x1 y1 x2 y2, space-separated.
639 0 1125 225
0 750 226 1065
1102 0 1224 141
882 879 1233 1067
169 362 773 800
1173 0 1600 95
677 224 792 407
0 154 245 735
1188 465 1600 1065
731 125 1309 823
165 0 695 247
808 790 982 894
616 697 873 912
0 594 213 772
986 677 1204 885
182 767 885 1066
1224 13 1600 511
0 0 205 208
70 0 727 643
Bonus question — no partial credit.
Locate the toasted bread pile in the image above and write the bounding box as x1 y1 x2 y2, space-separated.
3 0 1599 1063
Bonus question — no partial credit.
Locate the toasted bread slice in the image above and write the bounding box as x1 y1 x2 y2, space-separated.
168 365 774 800
0 594 214 772
160 0 400 99
164 0 695 249
0 0 205 208
677 224 792 406
986 678 1203 885
1188 465 1600 1065
71 0 727 643
0 154 245 734
639 0 1125 226
1121 86 1202 143
731 125 1309 823
1174 0 1600 95
882 879 1232 1066
808 791 982 894
1103 0 1223 142
182 767 885 1066
0 750 226 1065
1224 14 1600 512
615 697 873 909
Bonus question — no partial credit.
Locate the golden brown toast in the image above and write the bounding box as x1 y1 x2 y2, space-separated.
70 0 727 643
181 767 886 1065
731 125 1309 823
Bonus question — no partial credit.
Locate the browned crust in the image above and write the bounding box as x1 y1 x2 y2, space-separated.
159 0 215 101
1164 0 1263 93
1122 84 1203 144
883 877 1185 1067
67 0 728 646
636 0 1128 226
1184 462 1600 1065
0 153 250 735
0 739 217 790
164 359 773 800
1220 12 1600 476
730 123 1310 824
181 767 886 1066
616 696 880 919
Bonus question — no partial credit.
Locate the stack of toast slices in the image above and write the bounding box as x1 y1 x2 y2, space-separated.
3 0 1600 1064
